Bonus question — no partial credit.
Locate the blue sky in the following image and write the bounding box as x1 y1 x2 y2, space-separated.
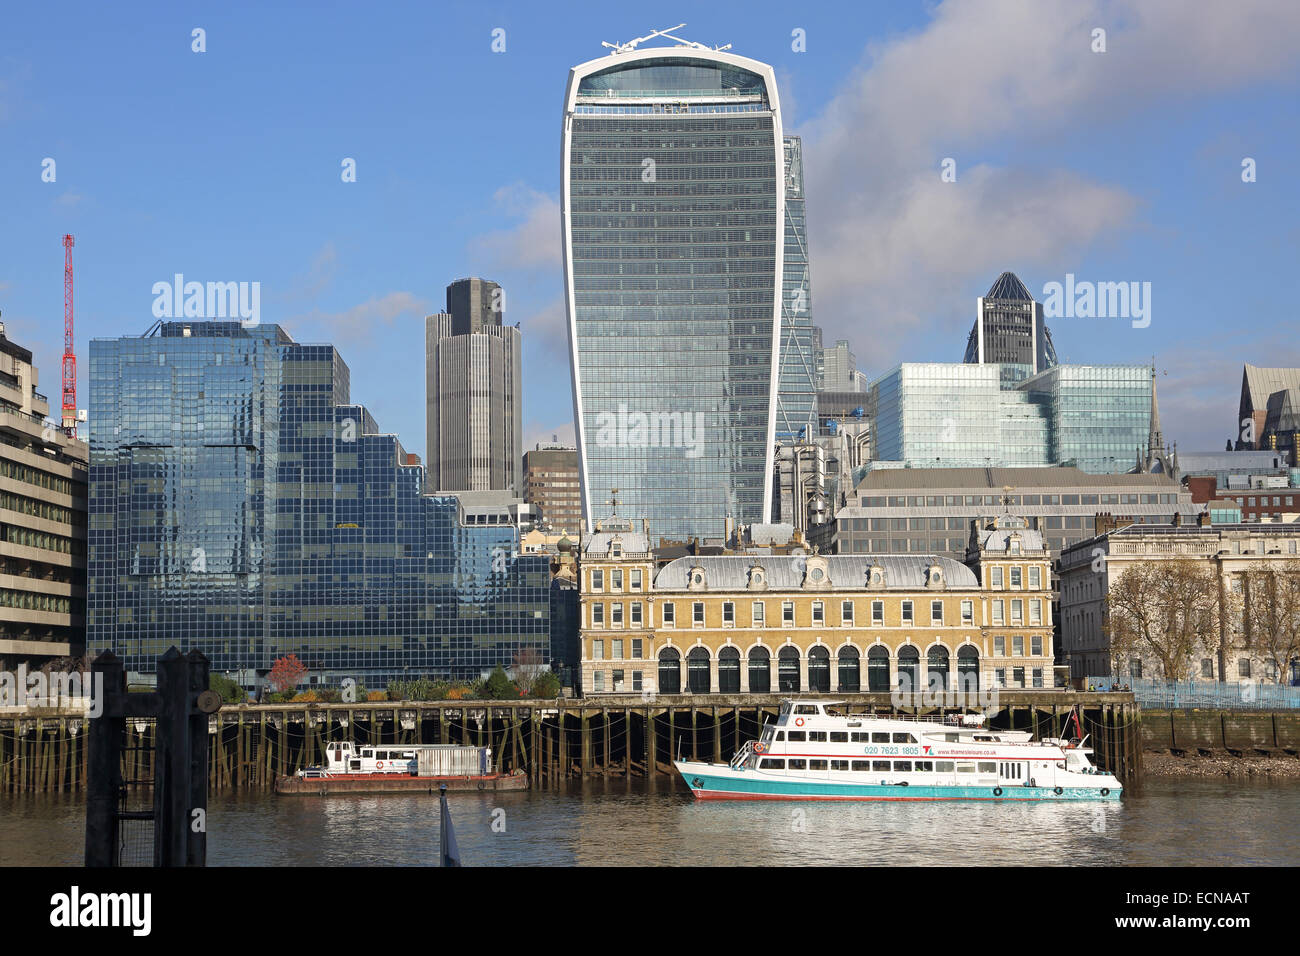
3 0 1298 459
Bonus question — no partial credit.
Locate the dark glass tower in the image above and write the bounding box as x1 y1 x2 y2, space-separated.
88 321 550 685
563 42 784 542
963 271 1058 383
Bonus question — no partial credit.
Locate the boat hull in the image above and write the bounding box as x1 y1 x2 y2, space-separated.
675 762 1121 801
275 772 528 795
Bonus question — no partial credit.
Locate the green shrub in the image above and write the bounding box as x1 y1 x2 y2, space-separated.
483 666 516 700
208 673 247 703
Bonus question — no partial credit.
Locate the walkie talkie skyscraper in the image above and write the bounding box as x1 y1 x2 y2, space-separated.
562 27 785 542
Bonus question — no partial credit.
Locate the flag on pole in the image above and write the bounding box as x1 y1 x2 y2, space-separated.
439 784 461 867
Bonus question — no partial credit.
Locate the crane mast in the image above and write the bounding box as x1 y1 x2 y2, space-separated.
62 234 76 437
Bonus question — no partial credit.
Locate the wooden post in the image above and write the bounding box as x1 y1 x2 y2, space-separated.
531 709 540 785
646 707 655 777
624 709 632 779
85 652 125 866
603 708 610 774
581 709 591 776
668 707 675 769
713 707 721 764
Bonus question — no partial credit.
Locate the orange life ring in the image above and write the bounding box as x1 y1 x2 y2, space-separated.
794 717 805 727
376 761 384 770
754 741 767 754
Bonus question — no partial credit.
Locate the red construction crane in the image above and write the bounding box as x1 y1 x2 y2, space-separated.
61 234 76 437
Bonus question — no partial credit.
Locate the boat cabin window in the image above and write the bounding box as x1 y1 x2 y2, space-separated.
914 761 934 772
760 759 785 770
892 732 915 743
852 760 871 771
830 731 848 743
831 760 850 771
349 760 361 771
872 760 890 771
956 762 977 773
794 705 819 715
944 733 960 742
871 732 890 743
787 731 806 742
895 760 912 772
787 759 807 770
779 701 793 715
974 735 996 742
775 731 784 741
936 761 955 772
808 760 828 771
851 732 868 742
978 762 997 773
808 731 827 742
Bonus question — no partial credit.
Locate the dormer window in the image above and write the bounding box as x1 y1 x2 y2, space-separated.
688 566 707 591
747 564 767 590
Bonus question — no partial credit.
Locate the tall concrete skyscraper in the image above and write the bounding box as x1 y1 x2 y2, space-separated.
562 31 785 542
425 277 523 493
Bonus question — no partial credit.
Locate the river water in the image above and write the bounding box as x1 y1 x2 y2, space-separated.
3 777 1298 866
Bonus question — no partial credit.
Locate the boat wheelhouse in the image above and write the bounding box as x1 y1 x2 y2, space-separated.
674 699 1120 801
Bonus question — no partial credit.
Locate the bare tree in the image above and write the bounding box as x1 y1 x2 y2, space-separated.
1241 560 1300 684
511 648 547 697
1104 560 1223 680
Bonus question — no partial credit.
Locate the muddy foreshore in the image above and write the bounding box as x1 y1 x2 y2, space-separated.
1143 751 1300 778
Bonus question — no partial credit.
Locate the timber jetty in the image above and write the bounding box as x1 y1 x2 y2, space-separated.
2 691 1152 793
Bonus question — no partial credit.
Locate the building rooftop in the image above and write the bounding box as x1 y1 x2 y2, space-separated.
852 465 1181 493
653 554 979 590
983 271 1034 301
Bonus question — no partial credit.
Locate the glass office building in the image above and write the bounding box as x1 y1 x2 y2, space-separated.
88 321 550 685
962 271 1058 383
869 362 1150 474
563 45 784 542
775 135 817 443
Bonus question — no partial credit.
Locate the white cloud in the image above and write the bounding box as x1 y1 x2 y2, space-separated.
468 183 560 271
290 291 429 347
798 0 1300 369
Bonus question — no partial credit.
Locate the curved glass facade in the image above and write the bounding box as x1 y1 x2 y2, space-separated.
566 51 783 542
88 322 550 685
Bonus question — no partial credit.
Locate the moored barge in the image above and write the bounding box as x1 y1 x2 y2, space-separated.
274 741 528 795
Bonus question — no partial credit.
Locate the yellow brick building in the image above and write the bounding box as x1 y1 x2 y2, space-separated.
578 514 1054 696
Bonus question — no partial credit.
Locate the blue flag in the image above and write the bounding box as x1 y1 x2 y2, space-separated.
439 786 461 867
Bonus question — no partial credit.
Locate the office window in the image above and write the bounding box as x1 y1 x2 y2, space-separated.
812 601 824 624
631 602 643 626
872 600 883 625
632 671 642 691
611 569 623 591
592 604 604 627
1201 658 1214 678
901 601 913 625
723 601 735 625
1031 635 1043 656
841 600 854 625
592 639 604 660
1031 668 1043 688
591 569 603 592
662 602 675 626
783 602 794 625
1013 635 1024 657
753 601 765 625
1028 566 1041 589
611 639 623 659
991 567 1003 589
593 670 604 692
992 600 1004 625
931 600 943 625
993 635 1005 656
1030 599 1042 625
693 602 704 626
611 603 623 627
1239 658 1252 678
961 599 973 624
1011 599 1023 624
631 638 643 659
630 569 642 591
1010 567 1022 589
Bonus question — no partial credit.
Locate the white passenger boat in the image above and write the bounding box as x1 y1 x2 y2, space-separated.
674 699 1121 801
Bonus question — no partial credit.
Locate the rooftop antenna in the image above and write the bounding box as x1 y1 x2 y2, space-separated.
601 24 730 54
